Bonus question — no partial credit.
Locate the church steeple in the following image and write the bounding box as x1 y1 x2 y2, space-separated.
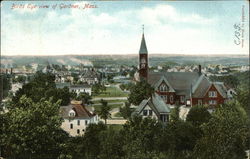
139 25 148 80
139 25 148 54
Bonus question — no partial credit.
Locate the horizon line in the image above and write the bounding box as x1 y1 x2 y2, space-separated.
1 53 249 57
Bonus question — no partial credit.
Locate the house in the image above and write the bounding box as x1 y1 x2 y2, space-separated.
227 88 237 99
133 93 171 123
79 68 99 85
60 101 98 136
69 84 92 96
10 83 23 95
137 30 228 108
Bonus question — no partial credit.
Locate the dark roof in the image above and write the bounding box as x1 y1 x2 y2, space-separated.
192 75 211 98
134 93 170 117
139 34 148 54
70 84 91 88
82 69 98 78
148 72 200 90
56 82 71 89
60 104 94 119
213 82 227 98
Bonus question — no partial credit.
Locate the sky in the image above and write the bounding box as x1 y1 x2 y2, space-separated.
1 1 249 56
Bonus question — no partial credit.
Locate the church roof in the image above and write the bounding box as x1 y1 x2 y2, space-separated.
148 72 200 91
139 34 148 54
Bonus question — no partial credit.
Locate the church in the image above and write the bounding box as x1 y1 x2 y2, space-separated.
134 29 228 122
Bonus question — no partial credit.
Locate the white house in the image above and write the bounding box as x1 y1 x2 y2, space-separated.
69 84 92 96
60 101 98 136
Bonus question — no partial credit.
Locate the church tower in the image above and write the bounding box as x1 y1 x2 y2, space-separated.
139 25 148 80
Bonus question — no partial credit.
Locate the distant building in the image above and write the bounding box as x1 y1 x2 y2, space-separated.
69 84 92 96
79 69 99 85
60 101 98 136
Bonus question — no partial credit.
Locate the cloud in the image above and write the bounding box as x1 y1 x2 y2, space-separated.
1 2 248 55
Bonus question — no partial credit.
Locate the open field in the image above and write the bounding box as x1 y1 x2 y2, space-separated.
93 86 129 98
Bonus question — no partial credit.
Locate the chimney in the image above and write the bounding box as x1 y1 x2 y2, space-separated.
198 65 201 75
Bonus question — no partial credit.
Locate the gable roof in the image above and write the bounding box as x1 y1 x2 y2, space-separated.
148 72 200 91
60 104 95 119
82 69 98 78
153 76 175 92
139 34 148 54
192 75 211 98
134 93 171 117
213 82 228 98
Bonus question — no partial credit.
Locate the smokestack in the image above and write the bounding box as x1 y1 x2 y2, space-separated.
198 65 201 75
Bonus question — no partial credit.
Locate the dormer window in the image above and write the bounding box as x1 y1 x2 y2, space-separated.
159 83 168 92
69 110 76 117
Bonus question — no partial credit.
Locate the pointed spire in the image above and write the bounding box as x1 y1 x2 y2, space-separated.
139 25 148 54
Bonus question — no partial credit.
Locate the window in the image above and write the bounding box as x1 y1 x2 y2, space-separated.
148 110 152 116
161 95 167 102
143 110 148 116
170 95 173 103
180 96 185 103
159 83 168 92
166 114 170 122
209 100 217 105
186 100 191 105
77 129 80 134
209 91 217 97
69 110 75 117
160 115 166 122
77 120 80 125
70 123 73 129
85 120 88 125
198 99 202 105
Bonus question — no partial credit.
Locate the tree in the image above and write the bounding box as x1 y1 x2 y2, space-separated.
128 80 154 105
75 92 93 105
12 72 71 106
170 105 180 123
92 83 101 95
83 123 107 159
193 101 249 159
186 105 211 127
166 120 199 159
97 99 111 124
119 102 133 119
120 115 162 159
0 74 11 101
3 96 67 158
99 128 124 159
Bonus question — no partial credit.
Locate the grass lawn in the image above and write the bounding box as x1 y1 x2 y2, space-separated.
93 103 123 111
93 86 129 98
114 112 122 118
